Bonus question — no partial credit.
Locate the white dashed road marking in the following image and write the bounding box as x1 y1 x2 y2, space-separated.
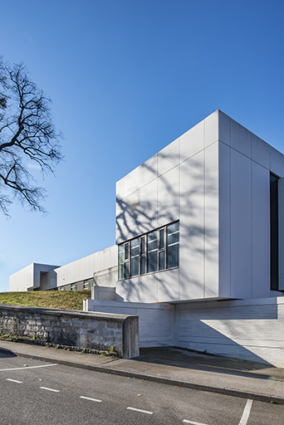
40 386 60 393
183 420 208 425
80 396 102 403
127 407 153 415
6 378 23 384
239 399 253 425
0 364 58 372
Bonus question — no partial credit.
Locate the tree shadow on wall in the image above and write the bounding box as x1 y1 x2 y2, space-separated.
116 150 217 304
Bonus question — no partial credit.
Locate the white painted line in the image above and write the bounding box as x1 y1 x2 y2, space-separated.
6 378 23 384
127 407 153 415
40 386 60 393
80 396 102 403
238 399 253 425
0 364 58 372
183 420 208 425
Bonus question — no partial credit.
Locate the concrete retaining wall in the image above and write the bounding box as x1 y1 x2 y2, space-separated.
0 304 139 359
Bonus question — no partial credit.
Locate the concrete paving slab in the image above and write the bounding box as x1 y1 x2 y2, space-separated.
0 341 283 404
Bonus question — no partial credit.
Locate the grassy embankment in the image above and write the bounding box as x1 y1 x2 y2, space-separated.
0 290 91 311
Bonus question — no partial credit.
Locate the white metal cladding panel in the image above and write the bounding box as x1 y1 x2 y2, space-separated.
204 110 219 148
140 154 158 187
218 142 231 298
118 190 140 240
179 150 205 300
116 274 159 303
204 142 219 298
157 136 180 176
116 178 124 199
218 111 230 146
230 119 252 158
157 165 180 228
50 246 117 288
157 268 180 302
269 145 284 177
230 150 252 299
123 166 140 198
180 119 205 163
251 134 270 169
137 178 158 234
251 163 270 298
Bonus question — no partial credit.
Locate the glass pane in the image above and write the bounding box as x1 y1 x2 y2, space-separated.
118 245 124 280
159 229 165 249
141 256 146 275
130 238 140 277
124 261 130 279
147 231 158 272
141 236 145 255
125 243 129 260
159 250 166 270
167 222 179 268
167 222 180 245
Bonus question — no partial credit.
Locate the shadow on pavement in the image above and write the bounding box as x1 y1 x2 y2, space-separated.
134 347 284 382
0 347 17 358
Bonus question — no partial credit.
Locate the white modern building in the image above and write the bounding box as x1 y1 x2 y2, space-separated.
9 110 284 366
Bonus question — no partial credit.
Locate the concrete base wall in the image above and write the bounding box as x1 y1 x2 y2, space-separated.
0 304 139 359
86 297 284 367
86 300 175 348
176 297 284 367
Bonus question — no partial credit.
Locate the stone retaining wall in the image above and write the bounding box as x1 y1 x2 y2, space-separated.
0 304 139 358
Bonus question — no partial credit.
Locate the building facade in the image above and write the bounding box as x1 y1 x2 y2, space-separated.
10 110 284 300
116 109 284 303
9 110 284 366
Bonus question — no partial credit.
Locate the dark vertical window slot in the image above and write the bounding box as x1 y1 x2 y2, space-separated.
270 173 279 291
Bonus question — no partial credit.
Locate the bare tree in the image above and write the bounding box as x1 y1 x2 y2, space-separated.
0 58 62 216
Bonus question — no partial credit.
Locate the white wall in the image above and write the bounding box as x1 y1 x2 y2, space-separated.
218 111 284 300
86 297 284 367
116 111 221 303
116 110 284 303
10 264 34 291
176 297 284 367
9 264 58 291
47 245 118 289
10 246 117 291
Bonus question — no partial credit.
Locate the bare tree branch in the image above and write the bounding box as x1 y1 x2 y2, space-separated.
0 57 62 216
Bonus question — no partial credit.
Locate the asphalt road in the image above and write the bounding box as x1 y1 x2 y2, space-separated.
0 353 283 425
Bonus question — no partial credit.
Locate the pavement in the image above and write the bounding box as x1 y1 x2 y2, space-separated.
0 340 284 405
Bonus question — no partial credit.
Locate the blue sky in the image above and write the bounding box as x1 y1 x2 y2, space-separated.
1 0 284 291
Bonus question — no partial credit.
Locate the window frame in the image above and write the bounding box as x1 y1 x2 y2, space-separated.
118 221 179 280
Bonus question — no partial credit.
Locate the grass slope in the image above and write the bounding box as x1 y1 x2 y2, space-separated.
0 290 91 311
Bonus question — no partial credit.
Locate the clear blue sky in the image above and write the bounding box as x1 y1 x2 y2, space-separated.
1 0 284 291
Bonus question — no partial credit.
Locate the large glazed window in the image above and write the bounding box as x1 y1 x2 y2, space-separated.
118 222 179 279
